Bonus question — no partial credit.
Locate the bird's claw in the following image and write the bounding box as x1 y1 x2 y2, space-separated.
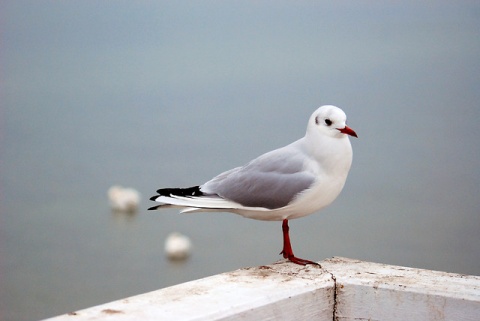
280 250 321 266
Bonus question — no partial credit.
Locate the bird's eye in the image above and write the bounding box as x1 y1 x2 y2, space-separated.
324 119 332 126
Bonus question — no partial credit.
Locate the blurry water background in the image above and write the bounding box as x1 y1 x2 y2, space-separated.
1 2 480 320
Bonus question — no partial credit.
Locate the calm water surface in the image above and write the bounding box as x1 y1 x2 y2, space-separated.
2 2 480 320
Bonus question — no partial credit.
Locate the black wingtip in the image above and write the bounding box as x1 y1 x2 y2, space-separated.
155 186 203 197
149 186 203 211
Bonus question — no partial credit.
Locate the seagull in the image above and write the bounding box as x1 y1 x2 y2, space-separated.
149 105 357 265
164 232 192 261
108 185 141 213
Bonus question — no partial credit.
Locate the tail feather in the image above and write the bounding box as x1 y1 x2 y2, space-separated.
149 185 270 213
149 185 223 211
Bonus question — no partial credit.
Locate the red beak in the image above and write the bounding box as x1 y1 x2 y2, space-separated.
338 126 358 138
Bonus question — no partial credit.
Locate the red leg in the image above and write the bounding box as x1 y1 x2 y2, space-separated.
280 219 320 266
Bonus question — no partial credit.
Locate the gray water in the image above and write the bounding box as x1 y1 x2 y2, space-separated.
2 2 480 320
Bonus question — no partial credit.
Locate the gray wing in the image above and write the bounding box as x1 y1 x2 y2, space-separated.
201 146 315 209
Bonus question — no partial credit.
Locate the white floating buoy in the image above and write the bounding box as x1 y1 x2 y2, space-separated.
108 185 141 212
165 232 192 261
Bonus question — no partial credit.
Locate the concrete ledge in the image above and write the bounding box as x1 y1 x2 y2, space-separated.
45 257 480 321
322 257 480 321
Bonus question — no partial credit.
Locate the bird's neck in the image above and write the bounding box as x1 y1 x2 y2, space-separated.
305 135 353 175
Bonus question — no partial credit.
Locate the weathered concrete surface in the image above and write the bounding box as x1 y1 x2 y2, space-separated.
45 257 480 321
45 260 333 321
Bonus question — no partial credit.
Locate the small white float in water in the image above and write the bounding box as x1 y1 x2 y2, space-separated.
108 185 140 212
165 232 192 261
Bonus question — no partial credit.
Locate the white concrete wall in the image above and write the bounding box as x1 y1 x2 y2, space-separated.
45 257 480 321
